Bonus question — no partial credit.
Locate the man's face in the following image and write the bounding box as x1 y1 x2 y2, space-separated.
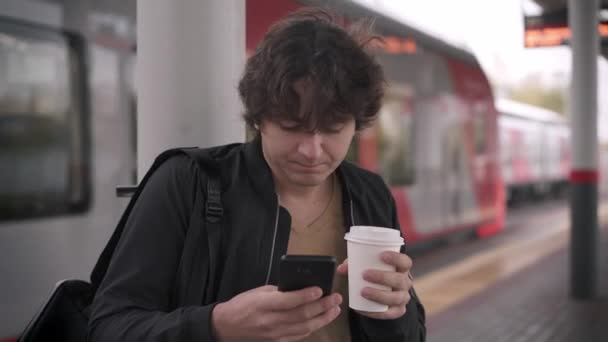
260 81 356 188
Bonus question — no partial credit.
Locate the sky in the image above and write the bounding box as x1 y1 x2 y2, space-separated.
353 0 608 143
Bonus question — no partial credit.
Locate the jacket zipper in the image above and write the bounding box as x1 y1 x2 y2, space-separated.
265 197 280 285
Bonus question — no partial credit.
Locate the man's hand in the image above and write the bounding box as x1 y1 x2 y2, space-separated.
211 285 342 342
337 251 413 320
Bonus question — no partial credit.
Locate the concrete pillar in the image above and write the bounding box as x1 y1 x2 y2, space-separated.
137 0 246 179
568 0 599 300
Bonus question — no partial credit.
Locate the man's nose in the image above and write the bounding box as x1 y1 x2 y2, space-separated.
297 133 323 161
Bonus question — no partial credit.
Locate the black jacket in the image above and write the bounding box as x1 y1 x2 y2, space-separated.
88 138 426 341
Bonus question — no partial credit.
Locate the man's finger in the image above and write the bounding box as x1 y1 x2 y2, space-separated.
382 251 413 273
281 305 342 337
336 260 348 275
364 270 410 290
266 286 323 311
278 293 342 324
357 304 407 320
361 287 411 306
257 285 279 292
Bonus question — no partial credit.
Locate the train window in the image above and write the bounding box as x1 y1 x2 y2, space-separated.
377 89 414 186
0 20 90 220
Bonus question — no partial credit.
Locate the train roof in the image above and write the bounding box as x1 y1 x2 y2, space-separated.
302 0 480 66
496 98 567 125
0 0 61 28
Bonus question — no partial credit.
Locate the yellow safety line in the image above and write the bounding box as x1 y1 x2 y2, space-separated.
414 203 608 318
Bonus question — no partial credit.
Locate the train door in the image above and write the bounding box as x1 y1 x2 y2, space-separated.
350 91 442 239
438 96 484 229
367 40 449 236
398 52 454 235
441 101 466 228
407 99 441 232
445 58 500 232
470 100 496 223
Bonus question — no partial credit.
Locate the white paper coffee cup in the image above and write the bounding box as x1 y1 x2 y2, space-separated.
344 226 404 312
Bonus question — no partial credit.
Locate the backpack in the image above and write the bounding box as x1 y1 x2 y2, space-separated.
18 147 223 342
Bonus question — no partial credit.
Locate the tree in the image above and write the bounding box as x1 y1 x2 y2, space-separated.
507 72 567 116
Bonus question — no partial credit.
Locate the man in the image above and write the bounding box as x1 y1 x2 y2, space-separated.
89 8 425 342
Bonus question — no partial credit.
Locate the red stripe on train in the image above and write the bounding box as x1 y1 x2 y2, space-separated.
569 170 599 183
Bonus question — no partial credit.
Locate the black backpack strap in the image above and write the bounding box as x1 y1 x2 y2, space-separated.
203 176 223 301
90 148 198 290
178 148 224 305
91 147 224 306
206 177 223 223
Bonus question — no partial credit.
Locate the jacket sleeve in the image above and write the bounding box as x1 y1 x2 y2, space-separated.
357 187 427 342
88 155 218 342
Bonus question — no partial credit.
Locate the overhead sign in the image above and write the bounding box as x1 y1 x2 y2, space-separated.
524 7 608 48
525 23 608 47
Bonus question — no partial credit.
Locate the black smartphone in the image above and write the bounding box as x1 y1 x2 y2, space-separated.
278 255 336 297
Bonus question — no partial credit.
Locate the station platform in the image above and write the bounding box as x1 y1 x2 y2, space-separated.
425 224 608 342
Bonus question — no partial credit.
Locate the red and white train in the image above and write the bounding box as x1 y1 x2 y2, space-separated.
497 98 571 205
0 0 508 339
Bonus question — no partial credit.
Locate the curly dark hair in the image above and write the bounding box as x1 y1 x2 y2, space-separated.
239 7 385 132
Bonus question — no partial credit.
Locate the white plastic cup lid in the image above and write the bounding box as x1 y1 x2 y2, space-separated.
344 226 404 246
